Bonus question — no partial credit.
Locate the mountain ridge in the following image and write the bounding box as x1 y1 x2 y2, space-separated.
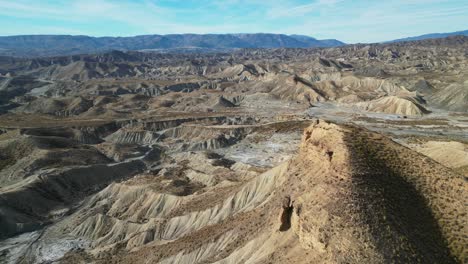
387 29 468 43
0 33 345 57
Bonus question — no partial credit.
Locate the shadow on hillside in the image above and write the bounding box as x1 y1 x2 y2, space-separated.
343 129 456 263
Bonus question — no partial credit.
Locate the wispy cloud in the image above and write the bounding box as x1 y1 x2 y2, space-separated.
0 0 467 43
0 0 63 17
267 0 345 18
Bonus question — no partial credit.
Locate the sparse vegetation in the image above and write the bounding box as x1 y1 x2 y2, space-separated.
0 156 15 171
0 34 466 264
344 126 464 263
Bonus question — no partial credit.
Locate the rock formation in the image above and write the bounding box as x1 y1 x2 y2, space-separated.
0 36 467 264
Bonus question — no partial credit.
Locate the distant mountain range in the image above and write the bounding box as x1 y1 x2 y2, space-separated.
387 29 468 43
0 34 345 57
2 30 468 58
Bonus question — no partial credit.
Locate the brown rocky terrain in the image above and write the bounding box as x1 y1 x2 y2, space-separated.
0 36 466 264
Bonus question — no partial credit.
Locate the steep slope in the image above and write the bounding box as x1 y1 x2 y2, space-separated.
355 95 430 116
429 82 468 112
55 120 466 264
282 121 465 263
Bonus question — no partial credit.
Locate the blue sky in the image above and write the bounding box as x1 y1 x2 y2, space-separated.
0 0 467 43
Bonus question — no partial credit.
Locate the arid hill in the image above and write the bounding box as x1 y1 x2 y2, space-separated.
0 36 467 264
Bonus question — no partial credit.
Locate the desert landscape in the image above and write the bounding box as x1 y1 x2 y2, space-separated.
0 33 467 264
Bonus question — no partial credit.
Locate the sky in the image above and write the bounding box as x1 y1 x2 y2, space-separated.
0 0 467 43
